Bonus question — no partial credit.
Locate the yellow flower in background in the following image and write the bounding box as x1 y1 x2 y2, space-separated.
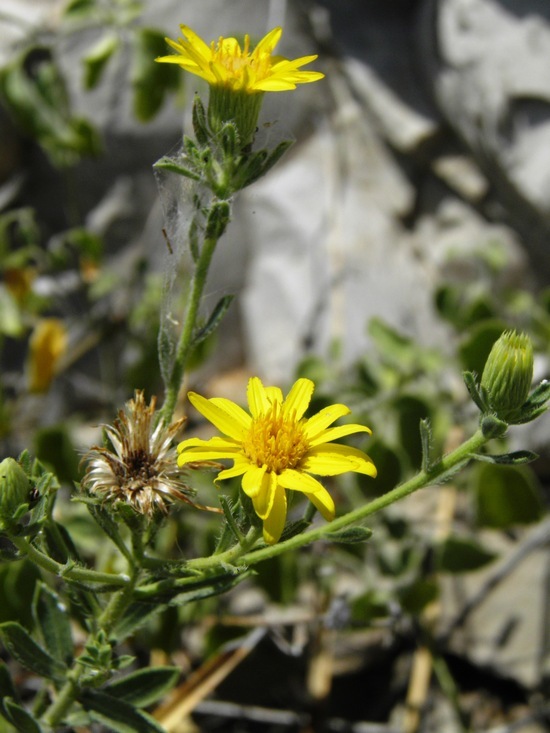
177 377 376 544
156 25 324 93
27 318 68 393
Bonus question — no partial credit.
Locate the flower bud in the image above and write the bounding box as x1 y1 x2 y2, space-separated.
480 331 534 423
0 458 30 520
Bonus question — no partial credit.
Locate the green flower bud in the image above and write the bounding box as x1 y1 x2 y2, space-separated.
480 331 534 423
0 458 30 519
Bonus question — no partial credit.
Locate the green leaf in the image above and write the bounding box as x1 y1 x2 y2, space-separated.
279 518 311 542
0 662 17 699
132 28 180 122
474 464 544 528
105 666 179 708
515 380 550 423
193 295 234 346
1 699 42 733
436 536 497 574
471 450 539 465
0 49 100 166
463 371 487 412
33 425 81 484
87 504 133 562
0 622 66 681
80 689 165 733
394 395 432 470
32 583 73 665
168 570 253 607
349 590 389 625
368 317 415 366
325 526 373 544
111 603 165 641
153 157 201 181
399 578 439 615
191 94 209 145
83 33 119 89
62 0 96 18
204 201 231 241
0 560 42 627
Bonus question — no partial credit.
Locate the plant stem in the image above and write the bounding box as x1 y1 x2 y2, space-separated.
9 534 130 586
186 429 487 571
42 569 138 727
160 223 224 425
43 671 80 729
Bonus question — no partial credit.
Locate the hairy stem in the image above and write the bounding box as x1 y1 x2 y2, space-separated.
160 218 226 424
9 534 130 587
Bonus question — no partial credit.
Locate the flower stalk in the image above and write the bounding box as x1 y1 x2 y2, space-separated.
159 209 227 424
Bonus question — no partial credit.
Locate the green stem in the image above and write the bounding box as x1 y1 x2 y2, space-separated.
9 534 130 587
98 571 139 637
187 429 487 572
42 569 138 727
160 229 222 425
186 526 262 572
43 672 80 729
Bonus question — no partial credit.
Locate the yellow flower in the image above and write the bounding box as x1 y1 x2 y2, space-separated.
156 25 324 93
27 318 68 393
177 377 376 544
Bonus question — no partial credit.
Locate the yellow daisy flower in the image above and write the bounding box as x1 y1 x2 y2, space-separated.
156 25 324 93
177 377 376 544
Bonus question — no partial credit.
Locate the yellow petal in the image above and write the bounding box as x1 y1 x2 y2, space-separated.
250 470 277 519
253 26 282 56
216 458 250 483
271 55 320 71
306 490 335 522
308 423 372 448
209 397 252 431
301 444 377 477
177 436 241 465
262 482 287 544
247 376 270 417
303 404 351 439
283 378 314 420
188 392 247 440
264 386 283 405
178 24 213 62
278 469 334 521
241 464 267 500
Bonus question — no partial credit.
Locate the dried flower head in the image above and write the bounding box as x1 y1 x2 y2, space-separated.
81 391 198 517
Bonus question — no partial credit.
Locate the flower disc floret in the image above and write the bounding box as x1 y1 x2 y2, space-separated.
242 402 310 473
177 377 376 544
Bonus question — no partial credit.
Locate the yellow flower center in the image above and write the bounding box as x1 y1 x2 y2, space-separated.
211 35 271 87
242 404 310 474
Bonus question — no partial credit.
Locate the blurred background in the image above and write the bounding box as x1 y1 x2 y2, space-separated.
1 1 549 731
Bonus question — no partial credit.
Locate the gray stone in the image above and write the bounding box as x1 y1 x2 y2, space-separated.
418 0 550 278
